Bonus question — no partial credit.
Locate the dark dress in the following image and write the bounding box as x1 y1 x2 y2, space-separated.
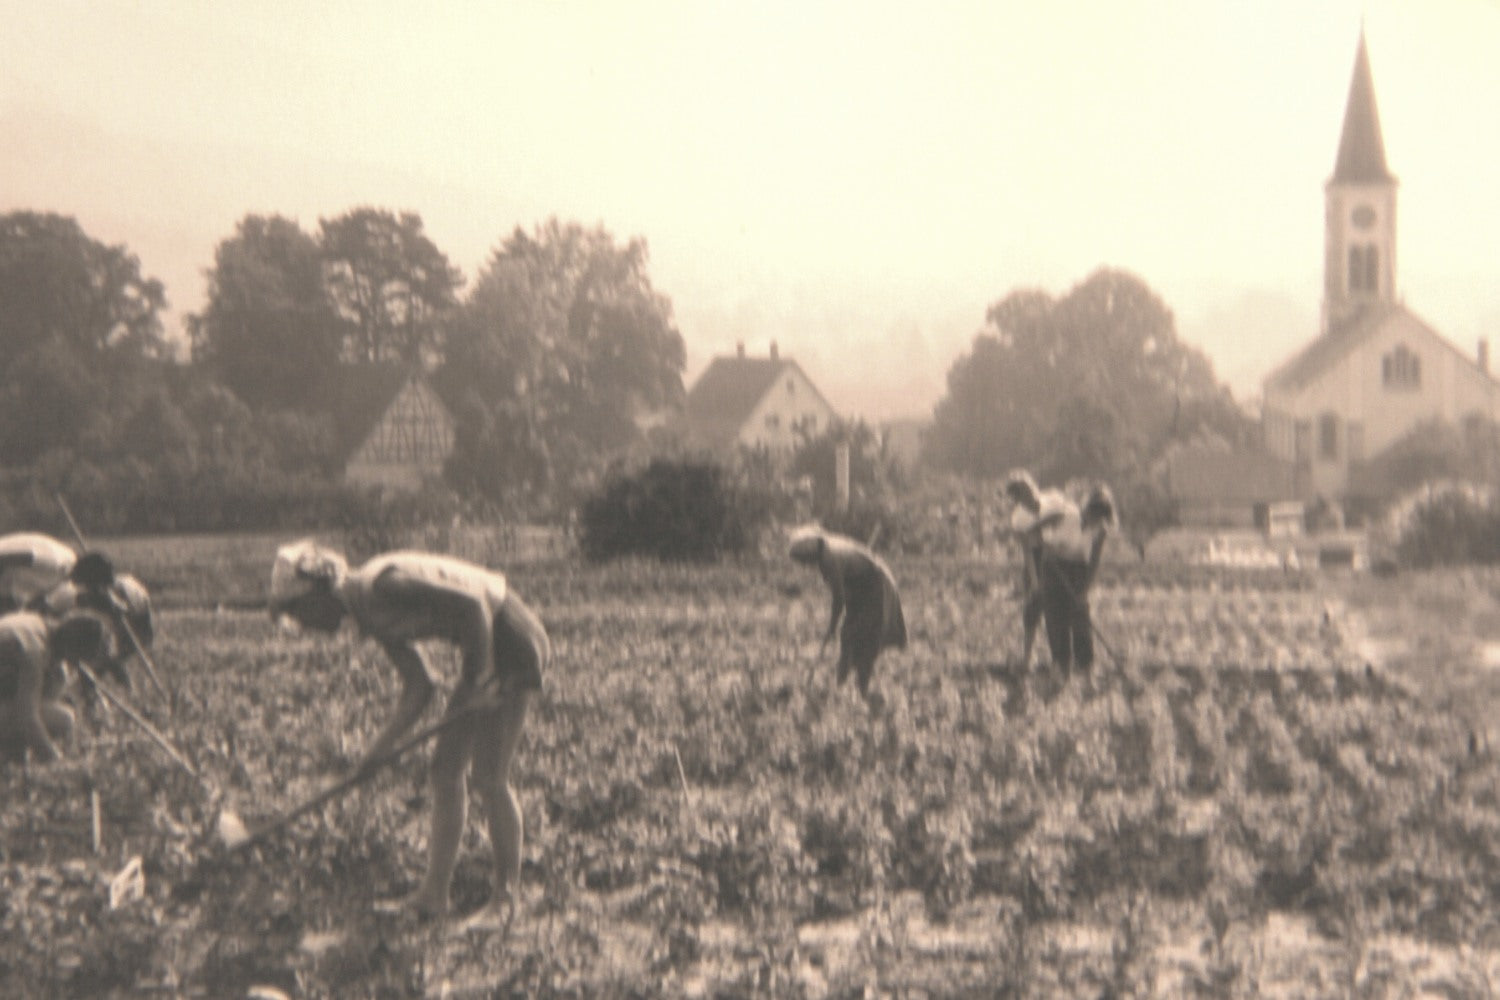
805 532 907 695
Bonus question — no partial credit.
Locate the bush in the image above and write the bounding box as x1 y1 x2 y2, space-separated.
577 457 773 563
1388 481 1500 567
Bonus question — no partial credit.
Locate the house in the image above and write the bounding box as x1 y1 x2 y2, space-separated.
1260 32 1500 501
325 365 456 490
679 342 839 453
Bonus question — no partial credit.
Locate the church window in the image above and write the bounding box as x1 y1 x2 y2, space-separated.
1319 412 1339 461
1348 245 1377 293
1382 344 1421 389
1294 421 1311 463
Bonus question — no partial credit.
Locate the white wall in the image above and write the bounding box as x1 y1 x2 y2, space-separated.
736 366 838 451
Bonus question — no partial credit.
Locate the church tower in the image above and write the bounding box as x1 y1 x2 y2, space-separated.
1322 32 1398 332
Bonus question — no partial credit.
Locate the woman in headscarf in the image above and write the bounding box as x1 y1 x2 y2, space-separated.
268 540 546 931
788 526 907 699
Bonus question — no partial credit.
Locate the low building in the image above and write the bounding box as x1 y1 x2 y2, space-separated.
1165 446 1297 528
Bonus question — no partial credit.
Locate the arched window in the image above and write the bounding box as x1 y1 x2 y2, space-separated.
1348 244 1381 293
1319 412 1340 460
1382 344 1420 389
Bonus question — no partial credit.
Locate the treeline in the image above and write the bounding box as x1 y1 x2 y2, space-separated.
2 208 1269 549
0 210 685 533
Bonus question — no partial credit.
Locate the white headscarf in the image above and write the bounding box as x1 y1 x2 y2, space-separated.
269 539 348 614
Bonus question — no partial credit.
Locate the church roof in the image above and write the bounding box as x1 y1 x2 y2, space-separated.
1331 33 1395 185
1264 304 1489 395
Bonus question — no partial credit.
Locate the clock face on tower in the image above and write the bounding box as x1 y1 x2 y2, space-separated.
1352 204 1377 229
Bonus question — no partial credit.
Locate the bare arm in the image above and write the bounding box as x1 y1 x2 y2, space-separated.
359 640 436 772
822 561 846 647
1028 511 1066 535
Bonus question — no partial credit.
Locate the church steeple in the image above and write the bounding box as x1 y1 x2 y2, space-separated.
1332 33 1394 185
1323 31 1399 331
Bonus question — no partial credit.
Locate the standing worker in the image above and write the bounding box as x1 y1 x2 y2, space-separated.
788 526 907 700
267 540 547 930
1002 470 1072 669
1034 484 1117 676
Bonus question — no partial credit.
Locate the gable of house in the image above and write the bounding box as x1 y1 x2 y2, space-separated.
321 365 456 490
682 352 838 451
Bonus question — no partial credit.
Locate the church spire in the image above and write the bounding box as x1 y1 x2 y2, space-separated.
1331 31 1393 184
1322 30 1398 332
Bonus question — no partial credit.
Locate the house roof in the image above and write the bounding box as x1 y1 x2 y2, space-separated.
314 364 432 461
1167 447 1296 504
1331 33 1394 185
682 354 835 446
1263 303 1491 395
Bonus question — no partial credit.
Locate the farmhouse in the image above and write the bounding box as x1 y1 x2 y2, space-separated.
1260 33 1500 501
325 365 456 490
678 342 839 453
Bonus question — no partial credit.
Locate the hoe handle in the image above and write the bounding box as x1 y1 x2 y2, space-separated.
231 709 477 852
73 660 198 778
55 493 174 711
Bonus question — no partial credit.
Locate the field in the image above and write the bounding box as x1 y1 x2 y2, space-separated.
7 535 1500 997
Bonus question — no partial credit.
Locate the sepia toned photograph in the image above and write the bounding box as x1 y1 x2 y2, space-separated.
4 2 1500 996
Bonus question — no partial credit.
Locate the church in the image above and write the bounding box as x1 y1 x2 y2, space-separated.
1260 33 1500 502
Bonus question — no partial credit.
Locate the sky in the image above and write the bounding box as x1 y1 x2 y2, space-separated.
5 1 1500 422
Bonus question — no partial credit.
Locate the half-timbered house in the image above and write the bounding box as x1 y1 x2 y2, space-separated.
329 366 456 491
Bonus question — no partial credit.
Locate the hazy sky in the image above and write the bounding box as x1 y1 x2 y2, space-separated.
5 1 1499 421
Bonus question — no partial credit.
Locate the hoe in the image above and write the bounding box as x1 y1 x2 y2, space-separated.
217 707 480 853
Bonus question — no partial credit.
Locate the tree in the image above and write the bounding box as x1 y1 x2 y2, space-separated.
789 418 900 511
1355 416 1500 500
0 211 167 364
190 214 344 411
926 268 1252 483
0 340 112 464
440 218 686 511
319 207 463 365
